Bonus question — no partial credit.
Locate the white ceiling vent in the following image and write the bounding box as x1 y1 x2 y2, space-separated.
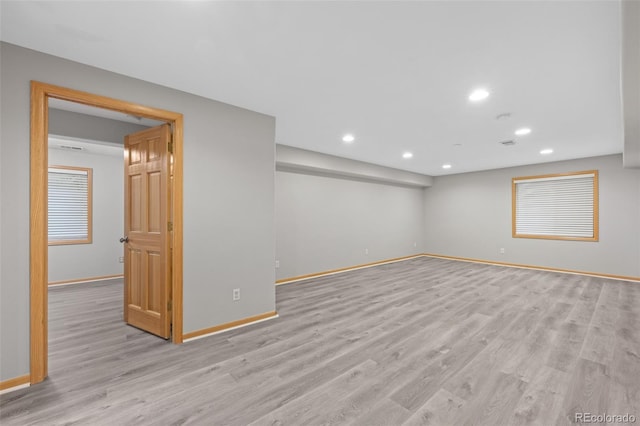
49 135 124 158
57 145 84 151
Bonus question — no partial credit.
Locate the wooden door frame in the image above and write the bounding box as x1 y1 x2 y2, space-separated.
30 81 184 385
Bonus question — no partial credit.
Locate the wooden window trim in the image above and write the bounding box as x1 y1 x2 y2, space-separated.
511 170 599 242
48 165 93 246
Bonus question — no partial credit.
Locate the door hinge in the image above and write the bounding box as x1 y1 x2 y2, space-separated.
168 137 174 154
168 300 172 311
168 221 173 232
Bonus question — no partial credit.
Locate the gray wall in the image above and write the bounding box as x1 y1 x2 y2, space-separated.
622 0 640 168
48 147 124 283
276 170 425 281
0 42 276 381
49 109 149 146
424 154 640 277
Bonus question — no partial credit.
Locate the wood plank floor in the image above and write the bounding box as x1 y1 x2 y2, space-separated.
1 257 639 425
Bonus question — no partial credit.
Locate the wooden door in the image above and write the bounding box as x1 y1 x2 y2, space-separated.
123 124 172 338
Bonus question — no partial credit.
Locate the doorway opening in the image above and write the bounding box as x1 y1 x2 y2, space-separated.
30 81 184 385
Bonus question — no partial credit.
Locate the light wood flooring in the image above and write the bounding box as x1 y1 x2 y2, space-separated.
1 257 639 425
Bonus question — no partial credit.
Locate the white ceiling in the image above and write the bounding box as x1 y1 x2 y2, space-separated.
0 1 624 176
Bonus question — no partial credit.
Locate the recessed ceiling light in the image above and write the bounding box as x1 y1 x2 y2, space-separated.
442 164 452 169
515 128 532 136
468 88 489 102
540 148 553 155
402 152 413 159
342 134 355 143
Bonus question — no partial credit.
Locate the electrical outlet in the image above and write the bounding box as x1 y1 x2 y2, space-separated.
118 256 124 263
365 248 369 255
499 248 505 254
413 242 417 248
233 288 240 301
275 260 280 268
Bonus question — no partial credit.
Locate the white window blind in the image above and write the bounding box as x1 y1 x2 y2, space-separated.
48 166 92 244
513 171 598 241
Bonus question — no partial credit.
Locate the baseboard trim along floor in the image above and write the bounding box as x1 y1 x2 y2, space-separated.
0 375 30 395
276 253 639 285
276 254 424 285
422 253 640 283
48 274 124 286
183 311 279 342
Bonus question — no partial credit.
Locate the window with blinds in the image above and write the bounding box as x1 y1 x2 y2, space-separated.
48 166 93 245
512 170 598 241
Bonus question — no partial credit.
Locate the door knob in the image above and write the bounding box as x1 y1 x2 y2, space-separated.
119 236 129 243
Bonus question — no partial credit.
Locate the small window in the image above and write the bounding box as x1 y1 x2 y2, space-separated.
48 166 93 245
512 170 598 241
